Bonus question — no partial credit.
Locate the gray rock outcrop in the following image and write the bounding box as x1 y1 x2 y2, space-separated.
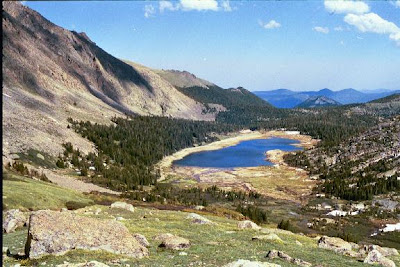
361 244 399 257
237 220 261 230
317 236 352 253
186 213 213 224
110 202 135 212
25 210 148 259
56 261 110 267
133 233 150 247
154 233 190 250
3 209 29 233
223 259 281 267
266 250 311 267
363 250 396 267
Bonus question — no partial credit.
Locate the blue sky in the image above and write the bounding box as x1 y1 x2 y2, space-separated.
24 1 400 91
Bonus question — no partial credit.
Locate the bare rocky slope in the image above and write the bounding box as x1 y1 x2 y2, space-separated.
153 69 215 89
2 1 213 159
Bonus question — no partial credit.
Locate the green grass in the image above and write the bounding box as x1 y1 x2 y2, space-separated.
2 170 399 266
2 171 93 211
5 205 399 267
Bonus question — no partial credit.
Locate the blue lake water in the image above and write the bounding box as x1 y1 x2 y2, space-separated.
174 137 302 168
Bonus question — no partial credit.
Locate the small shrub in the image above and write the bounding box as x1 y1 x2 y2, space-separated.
278 219 291 230
65 201 88 210
56 159 65 168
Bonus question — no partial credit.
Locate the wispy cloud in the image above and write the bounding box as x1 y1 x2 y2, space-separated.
180 0 218 11
334 26 344 31
159 1 179 12
344 13 400 46
221 0 233 12
391 1 400 8
259 20 281 29
144 5 156 18
313 26 329 34
324 0 369 14
150 0 233 17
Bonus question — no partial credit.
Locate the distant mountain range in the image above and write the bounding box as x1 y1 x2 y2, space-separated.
296 96 341 108
254 88 400 108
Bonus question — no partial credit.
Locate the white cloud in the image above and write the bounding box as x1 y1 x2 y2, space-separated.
260 20 281 29
313 26 329 34
144 5 155 18
344 13 400 46
324 0 370 14
344 13 399 34
159 1 179 12
180 0 218 11
391 1 400 8
221 0 232 12
389 32 400 46
334 26 344 31
357 36 363 39
157 0 233 14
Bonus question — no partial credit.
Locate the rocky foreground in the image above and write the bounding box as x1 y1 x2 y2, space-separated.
3 202 399 267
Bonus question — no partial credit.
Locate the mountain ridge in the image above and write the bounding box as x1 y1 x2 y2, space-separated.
254 88 400 108
2 1 215 159
296 96 342 108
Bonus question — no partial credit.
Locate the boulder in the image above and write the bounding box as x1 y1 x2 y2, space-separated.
110 202 134 212
252 234 283 243
364 250 395 267
154 233 174 241
223 259 281 267
155 233 190 250
349 242 359 250
25 210 148 259
317 236 352 253
266 250 311 267
292 258 312 267
56 261 109 267
3 209 29 233
133 233 150 247
186 213 213 225
237 220 261 230
361 245 398 257
343 250 363 258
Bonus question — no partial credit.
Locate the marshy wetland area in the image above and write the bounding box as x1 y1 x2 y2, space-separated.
158 130 318 203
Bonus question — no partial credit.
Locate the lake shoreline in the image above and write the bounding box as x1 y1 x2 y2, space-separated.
157 130 317 181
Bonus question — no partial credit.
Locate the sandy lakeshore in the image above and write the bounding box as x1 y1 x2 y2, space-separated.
156 130 317 202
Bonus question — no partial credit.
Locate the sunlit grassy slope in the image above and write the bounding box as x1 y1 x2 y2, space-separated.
2 170 93 211
3 171 399 267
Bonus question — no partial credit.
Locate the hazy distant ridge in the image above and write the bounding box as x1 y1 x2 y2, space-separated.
254 88 400 108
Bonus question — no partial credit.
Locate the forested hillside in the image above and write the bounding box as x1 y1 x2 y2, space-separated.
285 116 400 200
177 85 271 111
59 117 240 190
